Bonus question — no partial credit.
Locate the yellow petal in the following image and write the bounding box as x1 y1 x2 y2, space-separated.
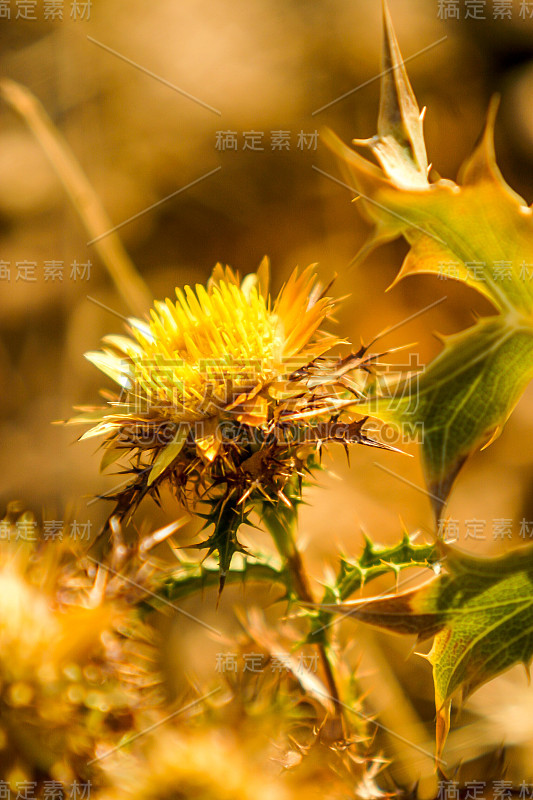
85 351 132 389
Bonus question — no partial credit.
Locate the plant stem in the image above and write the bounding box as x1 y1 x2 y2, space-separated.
261 496 345 742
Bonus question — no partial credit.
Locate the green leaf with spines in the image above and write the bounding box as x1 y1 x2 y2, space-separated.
365 317 533 515
308 532 438 645
156 551 290 605
188 497 252 598
317 541 533 760
335 531 439 600
325 4 533 513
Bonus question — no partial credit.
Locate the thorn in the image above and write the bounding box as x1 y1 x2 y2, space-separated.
343 443 351 466
217 571 226 607
414 650 431 662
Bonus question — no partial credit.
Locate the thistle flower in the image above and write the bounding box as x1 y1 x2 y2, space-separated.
72 259 390 580
0 504 160 789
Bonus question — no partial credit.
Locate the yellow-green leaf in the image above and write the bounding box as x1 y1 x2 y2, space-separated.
99 444 125 473
147 426 188 486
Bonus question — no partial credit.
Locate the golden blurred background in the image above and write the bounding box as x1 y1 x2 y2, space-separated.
2 0 533 789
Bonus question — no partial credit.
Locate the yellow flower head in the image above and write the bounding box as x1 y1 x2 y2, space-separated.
123 259 340 425
73 260 363 487
72 259 388 578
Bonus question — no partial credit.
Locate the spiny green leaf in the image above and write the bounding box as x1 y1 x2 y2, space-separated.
335 531 438 600
379 103 533 315
364 317 533 517
317 541 533 759
325 5 533 512
308 532 438 644
156 552 290 604
188 497 255 598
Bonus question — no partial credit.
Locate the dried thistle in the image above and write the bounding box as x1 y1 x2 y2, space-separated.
0 503 162 789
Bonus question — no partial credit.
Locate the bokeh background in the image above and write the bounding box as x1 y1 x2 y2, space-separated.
2 0 533 791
